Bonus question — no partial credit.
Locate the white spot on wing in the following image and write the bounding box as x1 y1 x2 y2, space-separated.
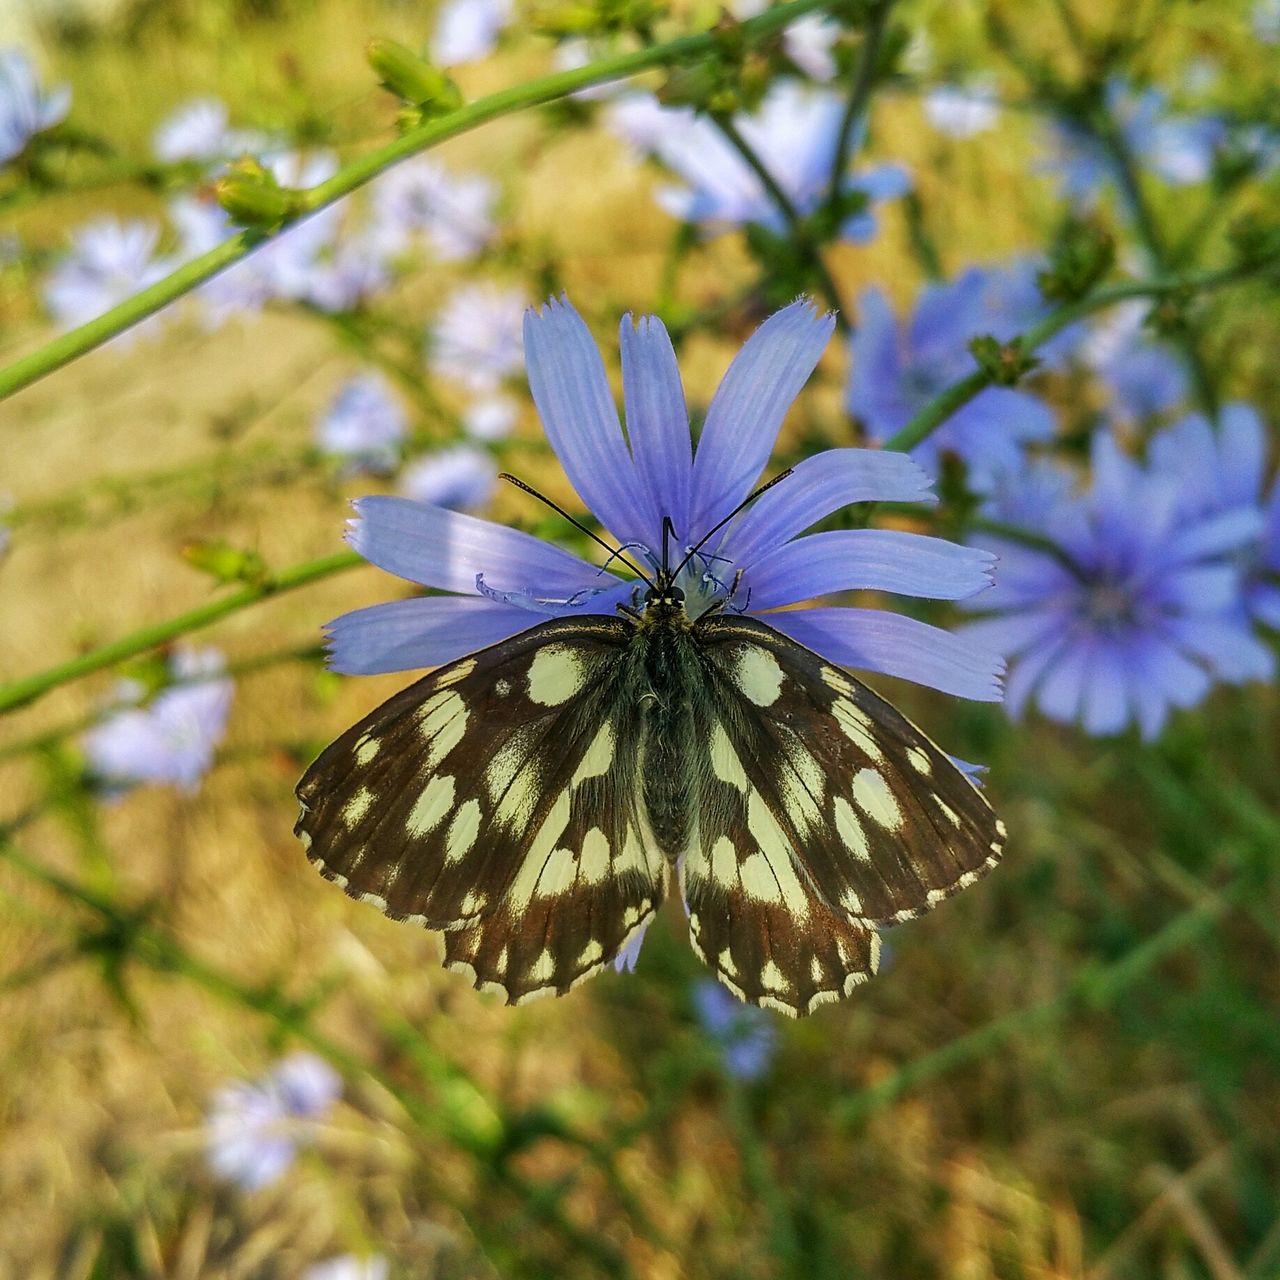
444 798 482 863
734 645 784 706
577 940 604 968
853 768 903 830
710 835 738 886
760 959 786 992
529 949 556 983
571 721 614 786
354 735 380 766
406 774 455 837
832 698 884 763
435 658 476 688
537 846 578 897
907 746 932 774
710 722 749 791
579 827 610 883
745 791 809 915
527 645 585 706
833 796 870 861
342 787 374 827
298 830 312 851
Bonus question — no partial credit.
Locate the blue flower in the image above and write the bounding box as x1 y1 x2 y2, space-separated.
923 80 1001 138
848 270 1056 485
43 217 171 341
1149 404 1280 633
205 1052 341 1191
400 445 497 511
960 433 1270 739
426 283 528 394
370 156 498 263
693 979 777 1080
329 295 1002 705
317 374 408 473
431 0 512 66
646 83 909 241
152 97 268 168
302 1260 389 1280
83 647 233 792
0 48 70 167
1080 300 1187 421
1047 78 1225 205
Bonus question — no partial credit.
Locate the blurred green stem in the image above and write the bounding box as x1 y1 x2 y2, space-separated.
0 0 834 406
825 0 894 204
834 885 1241 1128
0 550 361 716
882 258 1271 455
709 116 851 331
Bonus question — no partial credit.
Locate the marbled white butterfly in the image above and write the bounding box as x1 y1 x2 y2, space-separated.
296 475 1005 1017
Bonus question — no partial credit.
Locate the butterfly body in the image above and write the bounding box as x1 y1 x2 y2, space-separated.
297 580 1004 1015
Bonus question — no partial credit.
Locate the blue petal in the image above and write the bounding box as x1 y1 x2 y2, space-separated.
1163 506 1263 564
325 596 538 674
958 610 1066 660
1002 629 1070 719
524 296 654 542
852 162 912 200
1152 564 1245 614
1163 615 1275 682
1081 644 1130 736
725 448 934 567
620 313 693 544
688 300 836 532
765 606 1005 701
744 530 995 609
1218 402 1267 506
1032 638 1092 727
960 542 1073 611
349 496 621 597
847 289 909 431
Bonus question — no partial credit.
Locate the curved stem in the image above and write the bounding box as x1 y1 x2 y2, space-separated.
0 0 834 406
0 550 362 716
882 259 1269 455
710 115 850 331
825 0 894 204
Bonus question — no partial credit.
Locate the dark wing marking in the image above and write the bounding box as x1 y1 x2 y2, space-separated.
689 612 1004 929
295 614 665 1003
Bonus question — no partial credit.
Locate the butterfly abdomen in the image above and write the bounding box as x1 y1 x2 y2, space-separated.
639 622 701 860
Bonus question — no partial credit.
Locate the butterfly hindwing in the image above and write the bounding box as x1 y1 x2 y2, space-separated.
296 615 666 1002
689 614 1005 932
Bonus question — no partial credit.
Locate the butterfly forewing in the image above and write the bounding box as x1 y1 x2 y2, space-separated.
295 615 665 1002
691 615 1005 930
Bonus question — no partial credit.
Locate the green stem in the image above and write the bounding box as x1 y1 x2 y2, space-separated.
710 115 851 333
825 0 894 203
881 260 1267 455
834 887 1238 1128
0 550 361 716
0 0 834 405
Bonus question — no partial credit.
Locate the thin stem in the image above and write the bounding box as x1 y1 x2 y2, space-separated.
710 115 850 332
0 550 362 716
0 0 834 405
825 0 894 203
881 259 1270 455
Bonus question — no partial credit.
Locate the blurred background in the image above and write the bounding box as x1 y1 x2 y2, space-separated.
2 0 1279 1276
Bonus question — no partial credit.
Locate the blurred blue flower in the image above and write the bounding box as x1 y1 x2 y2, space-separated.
923 80 1001 138
1080 300 1187 420
330 295 1002 707
431 0 512 66
400 445 497 511
646 83 909 241
302 1259 389 1280
961 433 1270 738
731 2 840 80
975 257 1083 368
1150 404 1280 633
462 394 518 441
427 283 528 394
317 374 408 472
1048 78 1225 204
152 97 268 168
605 93 696 157
0 48 70 166
371 157 497 262
206 1052 341 1191
848 270 1056 485
1256 0 1280 42
43 218 171 341
83 647 233 792
693 980 777 1080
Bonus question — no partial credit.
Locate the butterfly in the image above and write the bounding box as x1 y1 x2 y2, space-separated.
295 474 1005 1017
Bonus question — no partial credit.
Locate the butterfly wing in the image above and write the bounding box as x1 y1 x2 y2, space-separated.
295 614 666 1004
679 612 1004 1016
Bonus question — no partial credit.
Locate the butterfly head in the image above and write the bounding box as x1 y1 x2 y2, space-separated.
642 580 686 615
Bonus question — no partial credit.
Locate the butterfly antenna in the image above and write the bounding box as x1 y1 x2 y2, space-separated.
498 473 657 590
671 468 793 581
